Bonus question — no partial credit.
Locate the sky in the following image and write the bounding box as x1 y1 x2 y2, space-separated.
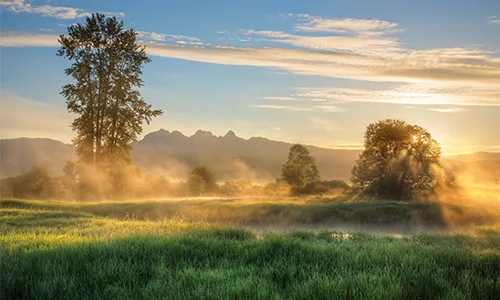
1 0 499 155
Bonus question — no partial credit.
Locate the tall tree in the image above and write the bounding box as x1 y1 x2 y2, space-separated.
57 13 162 166
281 144 320 194
351 119 452 200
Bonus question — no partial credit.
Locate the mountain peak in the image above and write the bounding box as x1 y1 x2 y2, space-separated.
143 128 170 140
191 130 215 139
224 130 237 138
171 130 187 137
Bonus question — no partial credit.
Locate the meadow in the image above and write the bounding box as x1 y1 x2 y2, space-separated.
1 197 500 299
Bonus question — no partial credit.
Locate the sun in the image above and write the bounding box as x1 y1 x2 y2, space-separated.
412 135 418 142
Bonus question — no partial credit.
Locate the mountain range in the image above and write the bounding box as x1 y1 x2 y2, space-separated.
1 129 499 184
0 129 360 181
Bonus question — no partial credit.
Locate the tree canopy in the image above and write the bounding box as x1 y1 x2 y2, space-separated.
187 165 217 195
57 13 162 167
281 144 320 194
351 119 452 200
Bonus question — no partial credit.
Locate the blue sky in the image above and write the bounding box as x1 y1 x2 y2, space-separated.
1 0 499 154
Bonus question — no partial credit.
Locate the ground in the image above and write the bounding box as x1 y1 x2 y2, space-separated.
1 197 500 299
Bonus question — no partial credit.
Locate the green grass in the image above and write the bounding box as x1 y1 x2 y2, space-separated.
2 197 499 228
1 199 500 299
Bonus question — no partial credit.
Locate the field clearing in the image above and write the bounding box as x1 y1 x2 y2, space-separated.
1 198 500 299
2 196 500 228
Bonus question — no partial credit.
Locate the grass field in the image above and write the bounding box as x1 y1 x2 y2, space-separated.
1 198 500 299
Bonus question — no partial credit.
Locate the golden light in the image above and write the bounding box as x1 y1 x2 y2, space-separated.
412 135 418 142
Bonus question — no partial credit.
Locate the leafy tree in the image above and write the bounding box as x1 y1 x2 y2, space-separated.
281 144 320 194
62 160 78 190
57 13 162 166
20 167 54 199
351 119 452 200
187 174 206 196
0 167 57 199
107 164 143 198
187 165 217 195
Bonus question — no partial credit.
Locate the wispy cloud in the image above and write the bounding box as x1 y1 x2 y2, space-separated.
0 0 124 19
293 15 402 36
0 30 204 47
268 70 289 75
487 16 500 25
314 105 344 112
292 83 500 106
0 30 59 47
242 28 400 54
426 107 466 113
261 96 297 101
137 31 202 45
1 13 499 108
248 105 314 111
248 104 343 112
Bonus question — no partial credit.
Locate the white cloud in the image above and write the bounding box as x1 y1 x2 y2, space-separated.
487 16 500 24
137 31 201 43
243 28 400 54
136 31 167 42
268 70 289 75
292 83 500 106
0 0 124 19
1 13 499 108
295 17 402 36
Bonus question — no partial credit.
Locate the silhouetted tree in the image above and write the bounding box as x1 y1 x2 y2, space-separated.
0 167 63 199
187 174 205 196
281 144 320 194
313 179 350 195
57 13 162 167
351 119 452 200
187 165 216 195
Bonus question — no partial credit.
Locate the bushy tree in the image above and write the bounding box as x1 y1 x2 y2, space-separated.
313 179 350 195
108 164 143 198
57 13 162 167
281 144 320 194
351 119 453 200
187 165 217 195
0 167 65 199
264 179 291 197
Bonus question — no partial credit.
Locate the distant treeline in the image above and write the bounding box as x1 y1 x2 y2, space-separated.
0 163 348 201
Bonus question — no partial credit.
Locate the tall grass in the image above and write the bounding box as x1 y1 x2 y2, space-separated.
1 199 500 299
2 197 499 228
